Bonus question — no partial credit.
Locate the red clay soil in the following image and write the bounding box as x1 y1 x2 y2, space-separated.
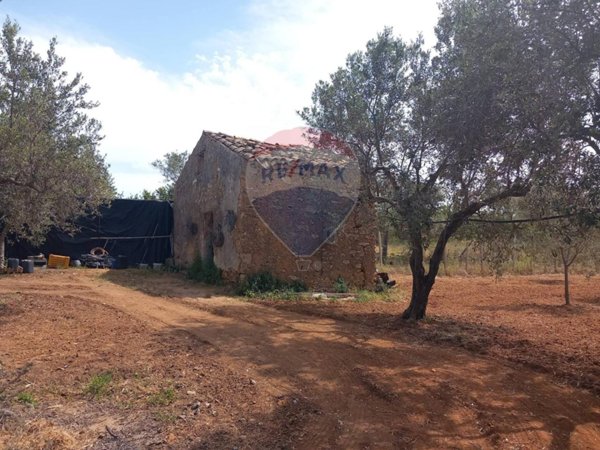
267 274 600 395
0 270 599 449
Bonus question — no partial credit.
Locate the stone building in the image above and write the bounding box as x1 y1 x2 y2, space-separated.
173 131 376 290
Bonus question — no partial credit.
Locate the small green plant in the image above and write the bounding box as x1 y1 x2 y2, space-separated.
147 387 175 406
16 391 37 406
187 255 222 285
236 271 307 297
85 372 113 398
154 411 178 423
354 290 399 303
333 276 349 293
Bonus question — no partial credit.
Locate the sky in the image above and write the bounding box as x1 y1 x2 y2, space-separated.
1 0 440 195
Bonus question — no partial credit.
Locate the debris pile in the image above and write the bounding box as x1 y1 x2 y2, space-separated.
80 247 114 268
375 272 396 292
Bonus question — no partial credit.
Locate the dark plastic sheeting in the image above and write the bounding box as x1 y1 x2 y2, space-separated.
6 199 173 265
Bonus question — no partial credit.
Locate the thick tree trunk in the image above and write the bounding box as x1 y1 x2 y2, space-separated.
399 183 531 321
402 231 446 320
402 272 435 320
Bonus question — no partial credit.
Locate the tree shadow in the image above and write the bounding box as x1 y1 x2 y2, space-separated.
529 278 564 286
147 301 600 449
476 301 586 315
577 295 600 306
245 299 600 397
100 269 229 299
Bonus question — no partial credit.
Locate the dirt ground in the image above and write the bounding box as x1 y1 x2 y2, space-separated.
0 270 599 449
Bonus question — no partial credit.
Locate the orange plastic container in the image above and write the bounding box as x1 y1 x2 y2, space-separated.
48 254 70 269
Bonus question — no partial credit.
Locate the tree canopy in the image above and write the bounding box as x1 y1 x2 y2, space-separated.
0 18 114 263
150 150 188 201
301 0 600 319
130 150 188 201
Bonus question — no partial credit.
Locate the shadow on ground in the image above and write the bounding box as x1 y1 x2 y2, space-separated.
100 269 228 299
150 301 600 450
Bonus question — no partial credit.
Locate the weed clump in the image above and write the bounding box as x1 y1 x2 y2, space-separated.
16 391 37 406
85 372 113 398
333 276 349 293
147 387 175 406
236 271 306 298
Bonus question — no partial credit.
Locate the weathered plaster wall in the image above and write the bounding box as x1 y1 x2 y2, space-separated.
173 136 243 272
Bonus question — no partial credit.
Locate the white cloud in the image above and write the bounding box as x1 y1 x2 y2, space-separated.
25 0 439 195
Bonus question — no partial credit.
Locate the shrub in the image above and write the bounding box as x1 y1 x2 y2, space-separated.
333 276 349 293
187 255 222 285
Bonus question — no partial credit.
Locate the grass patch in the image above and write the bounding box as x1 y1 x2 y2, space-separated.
257 289 304 301
354 289 401 303
84 372 113 398
147 387 175 406
154 411 178 423
16 391 37 406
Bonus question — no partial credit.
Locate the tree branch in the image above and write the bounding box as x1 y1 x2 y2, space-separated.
0 177 41 193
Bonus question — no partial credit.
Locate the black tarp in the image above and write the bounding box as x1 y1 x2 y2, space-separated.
6 199 173 265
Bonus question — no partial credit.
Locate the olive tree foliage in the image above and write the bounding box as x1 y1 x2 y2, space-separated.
0 19 114 265
526 153 599 304
526 0 600 155
130 151 188 201
150 150 188 201
301 0 599 320
152 151 189 186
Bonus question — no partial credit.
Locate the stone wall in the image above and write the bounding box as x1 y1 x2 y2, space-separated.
174 132 377 290
232 170 376 290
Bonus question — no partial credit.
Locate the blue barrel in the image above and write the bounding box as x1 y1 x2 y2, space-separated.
21 259 34 273
7 258 19 269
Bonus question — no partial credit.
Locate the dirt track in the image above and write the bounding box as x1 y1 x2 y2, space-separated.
1 270 599 449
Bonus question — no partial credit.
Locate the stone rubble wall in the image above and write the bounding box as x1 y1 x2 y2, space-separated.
231 170 376 290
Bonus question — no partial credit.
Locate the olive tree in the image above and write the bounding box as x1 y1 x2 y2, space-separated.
301 0 598 320
0 18 114 265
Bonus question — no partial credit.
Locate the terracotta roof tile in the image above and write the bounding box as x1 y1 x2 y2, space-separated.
204 131 293 160
203 131 357 167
